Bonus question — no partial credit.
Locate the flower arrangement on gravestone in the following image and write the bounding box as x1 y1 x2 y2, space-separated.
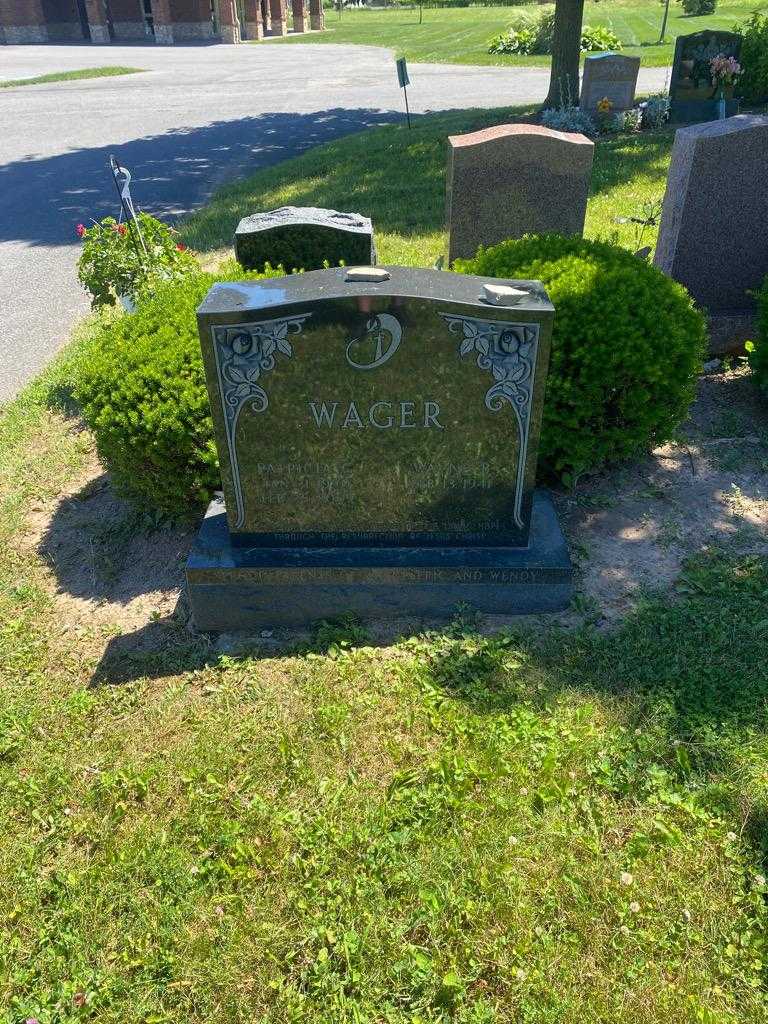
710 53 742 117
76 213 198 310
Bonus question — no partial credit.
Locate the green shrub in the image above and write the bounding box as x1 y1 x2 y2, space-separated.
456 236 706 483
489 11 620 56
75 264 281 517
679 0 716 13
746 276 768 400
736 12 768 103
580 24 622 51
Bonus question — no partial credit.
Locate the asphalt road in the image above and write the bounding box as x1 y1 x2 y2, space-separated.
0 43 669 402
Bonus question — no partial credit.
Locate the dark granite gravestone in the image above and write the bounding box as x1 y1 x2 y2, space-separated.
670 30 742 124
186 266 572 629
580 52 640 113
234 207 375 272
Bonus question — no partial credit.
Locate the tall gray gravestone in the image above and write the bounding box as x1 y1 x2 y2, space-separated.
580 52 640 113
669 30 742 124
186 266 572 629
655 115 768 352
446 124 594 265
235 207 375 272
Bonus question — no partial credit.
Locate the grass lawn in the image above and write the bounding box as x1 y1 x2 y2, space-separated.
181 105 676 262
2 351 768 1022
0 67 144 89
2 107 768 1022
260 0 761 67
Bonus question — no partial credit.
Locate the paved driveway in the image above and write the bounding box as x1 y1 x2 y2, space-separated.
0 43 669 401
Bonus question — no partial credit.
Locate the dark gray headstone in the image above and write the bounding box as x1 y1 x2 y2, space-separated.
670 30 742 124
580 52 640 113
186 266 572 628
234 206 375 272
655 115 768 345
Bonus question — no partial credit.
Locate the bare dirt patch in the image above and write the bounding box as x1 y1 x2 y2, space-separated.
18 366 768 660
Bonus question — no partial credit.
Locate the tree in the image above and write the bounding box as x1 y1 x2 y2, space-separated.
658 0 672 43
543 0 586 109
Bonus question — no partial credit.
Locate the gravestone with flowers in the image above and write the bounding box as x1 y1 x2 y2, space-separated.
669 30 742 123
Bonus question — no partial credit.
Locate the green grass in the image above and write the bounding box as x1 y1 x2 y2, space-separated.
0 66 143 89
262 0 761 67
1 353 768 1021
2 99 768 1022
180 105 675 262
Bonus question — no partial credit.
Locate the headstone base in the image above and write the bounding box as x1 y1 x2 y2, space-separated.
186 491 573 631
670 99 739 124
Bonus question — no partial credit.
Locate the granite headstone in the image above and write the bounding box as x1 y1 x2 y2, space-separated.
186 266 572 628
580 52 641 113
670 30 742 124
446 124 594 265
235 206 375 272
655 115 768 351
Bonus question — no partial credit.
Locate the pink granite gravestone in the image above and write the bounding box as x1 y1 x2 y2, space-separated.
446 124 595 265
655 115 768 349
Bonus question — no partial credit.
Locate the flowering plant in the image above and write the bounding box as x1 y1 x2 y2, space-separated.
76 213 198 309
710 53 742 90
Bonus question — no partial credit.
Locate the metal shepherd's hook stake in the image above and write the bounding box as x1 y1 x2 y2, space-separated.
109 154 150 265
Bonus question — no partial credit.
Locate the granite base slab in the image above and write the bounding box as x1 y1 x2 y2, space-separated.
670 99 739 124
186 491 573 631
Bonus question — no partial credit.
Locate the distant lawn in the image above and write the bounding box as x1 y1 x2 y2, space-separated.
180 105 676 264
0 66 143 89
261 0 760 67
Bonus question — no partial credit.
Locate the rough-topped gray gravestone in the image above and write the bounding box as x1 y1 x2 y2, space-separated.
446 124 594 265
186 265 572 629
580 52 641 113
235 206 375 272
655 115 768 351
670 30 742 123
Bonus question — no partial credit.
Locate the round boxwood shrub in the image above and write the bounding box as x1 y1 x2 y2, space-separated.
746 274 768 400
75 264 280 518
456 235 706 483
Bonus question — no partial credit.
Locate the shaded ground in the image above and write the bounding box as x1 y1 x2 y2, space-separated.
18 365 768 671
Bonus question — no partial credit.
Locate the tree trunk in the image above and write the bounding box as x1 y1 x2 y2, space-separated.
543 0 586 109
658 0 671 43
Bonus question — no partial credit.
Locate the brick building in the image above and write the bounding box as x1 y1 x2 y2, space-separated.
0 0 323 44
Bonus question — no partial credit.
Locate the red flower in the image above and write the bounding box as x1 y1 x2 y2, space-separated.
116 223 127 236
76 223 86 238
176 243 187 252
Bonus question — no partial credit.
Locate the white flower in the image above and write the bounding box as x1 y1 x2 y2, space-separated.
682 909 691 923
754 874 766 888
620 925 630 936
726 831 738 842
515 968 527 981
629 901 640 914
620 871 634 886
